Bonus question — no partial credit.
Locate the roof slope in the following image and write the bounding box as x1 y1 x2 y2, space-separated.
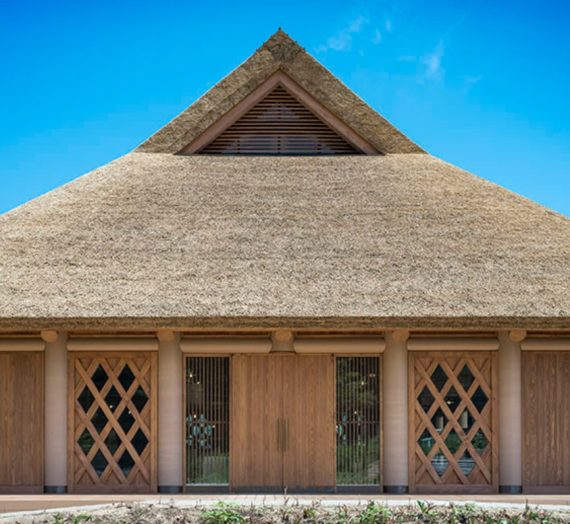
1 31 568 330
1 153 569 329
137 30 423 155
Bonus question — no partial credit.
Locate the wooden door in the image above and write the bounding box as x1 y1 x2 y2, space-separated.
230 354 336 491
230 355 285 490
523 352 570 493
409 352 498 494
69 352 157 493
283 355 335 490
0 352 43 493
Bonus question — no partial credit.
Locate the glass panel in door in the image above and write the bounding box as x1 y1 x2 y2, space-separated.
185 357 230 486
336 356 381 486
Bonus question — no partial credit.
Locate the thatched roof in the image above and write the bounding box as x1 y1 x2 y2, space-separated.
1 32 568 331
1 152 569 330
137 30 423 155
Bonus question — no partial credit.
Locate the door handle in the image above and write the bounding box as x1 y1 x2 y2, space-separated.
276 419 282 451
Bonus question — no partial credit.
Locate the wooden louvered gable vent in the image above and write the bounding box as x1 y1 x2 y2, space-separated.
199 85 363 155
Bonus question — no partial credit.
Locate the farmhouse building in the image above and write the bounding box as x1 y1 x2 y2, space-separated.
0 31 569 495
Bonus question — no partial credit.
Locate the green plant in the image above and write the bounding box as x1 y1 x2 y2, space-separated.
302 505 318 521
126 504 148 521
416 500 439 523
336 437 380 485
446 502 479 524
50 514 92 524
523 503 554 524
356 501 391 524
418 436 434 456
201 502 246 524
334 505 350 524
52 514 65 524
71 515 92 524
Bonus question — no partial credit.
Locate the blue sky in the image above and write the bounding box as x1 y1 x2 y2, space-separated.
1 0 569 216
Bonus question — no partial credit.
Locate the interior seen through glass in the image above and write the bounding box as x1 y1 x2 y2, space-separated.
185 357 230 485
417 361 489 478
76 362 150 479
185 356 382 487
336 356 381 485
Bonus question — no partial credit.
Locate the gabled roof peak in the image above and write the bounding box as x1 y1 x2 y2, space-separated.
259 29 304 63
136 31 425 155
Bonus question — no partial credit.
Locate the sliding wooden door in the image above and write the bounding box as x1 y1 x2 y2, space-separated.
230 354 335 491
0 352 43 493
230 355 284 490
283 355 335 490
523 352 570 493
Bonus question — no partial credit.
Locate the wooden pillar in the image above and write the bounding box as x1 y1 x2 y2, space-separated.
383 330 409 493
498 330 524 493
43 331 67 493
157 331 183 492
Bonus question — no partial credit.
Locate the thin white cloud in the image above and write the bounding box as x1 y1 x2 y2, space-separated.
385 19 393 32
316 16 368 53
348 16 366 33
421 41 445 82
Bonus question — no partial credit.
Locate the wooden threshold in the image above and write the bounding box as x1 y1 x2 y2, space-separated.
414 485 497 495
0 486 44 495
523 486 570 495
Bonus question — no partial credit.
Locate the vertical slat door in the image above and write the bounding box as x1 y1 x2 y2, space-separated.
336 356 381 487
0 352 44 493
185 357 230 486
523 352 570 493
230 355 285 490
69 352 157 493
283 355 335 490
409 351 498 494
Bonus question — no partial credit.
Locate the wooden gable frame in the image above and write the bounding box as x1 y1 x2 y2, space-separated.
177 71 379 155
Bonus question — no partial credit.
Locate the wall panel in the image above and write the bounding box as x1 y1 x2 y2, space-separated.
523 352 570 492
0 352 44 493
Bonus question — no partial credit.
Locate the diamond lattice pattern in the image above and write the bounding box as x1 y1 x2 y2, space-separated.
413 353 494 489
72 354 154 490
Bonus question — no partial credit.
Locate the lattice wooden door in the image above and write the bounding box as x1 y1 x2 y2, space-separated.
69 352 157 493
409 352 498 494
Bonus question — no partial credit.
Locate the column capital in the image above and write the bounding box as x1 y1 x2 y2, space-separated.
272 329 295 352
41 330 61 344
387 329 410 343
157 329 178 343
508 329 527 343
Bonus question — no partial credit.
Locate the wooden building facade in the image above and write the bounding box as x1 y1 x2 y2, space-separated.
0 31 568 495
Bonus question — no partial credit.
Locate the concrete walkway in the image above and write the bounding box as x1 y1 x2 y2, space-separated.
2 494 570 515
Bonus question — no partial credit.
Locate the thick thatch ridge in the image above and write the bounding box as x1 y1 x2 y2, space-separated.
136 30 424 155
1 153 568 330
